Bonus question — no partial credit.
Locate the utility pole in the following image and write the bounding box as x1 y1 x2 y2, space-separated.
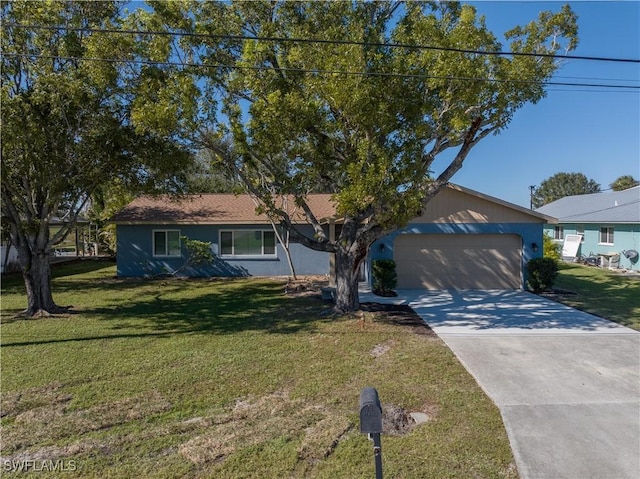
529 185 536 209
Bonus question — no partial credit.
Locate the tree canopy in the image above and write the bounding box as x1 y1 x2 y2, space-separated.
1 0 197 315
610 175 639 192
532 172 601 208
177 0 578 311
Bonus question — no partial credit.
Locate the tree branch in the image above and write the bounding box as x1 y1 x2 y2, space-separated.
200 131 333 251
425 116 484 200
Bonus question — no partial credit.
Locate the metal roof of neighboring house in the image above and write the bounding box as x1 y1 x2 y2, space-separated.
111 194 337 225
535 186 640 224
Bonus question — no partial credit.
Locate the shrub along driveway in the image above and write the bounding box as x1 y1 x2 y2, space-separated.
360 289 640 479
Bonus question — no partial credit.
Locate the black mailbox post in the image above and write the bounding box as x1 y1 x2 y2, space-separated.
359 387 383 479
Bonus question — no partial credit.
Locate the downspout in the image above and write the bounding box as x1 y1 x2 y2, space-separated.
329 218 336 287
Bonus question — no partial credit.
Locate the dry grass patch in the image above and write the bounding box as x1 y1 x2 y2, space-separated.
298 415 355 462
178 390 354 467
1 382 71 419
2 386 171 455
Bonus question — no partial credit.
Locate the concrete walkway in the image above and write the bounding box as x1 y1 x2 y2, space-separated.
359 288 640 479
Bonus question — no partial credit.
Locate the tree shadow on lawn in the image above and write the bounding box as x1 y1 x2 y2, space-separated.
1 260 119 299
3 281 336 348
0 329 182 348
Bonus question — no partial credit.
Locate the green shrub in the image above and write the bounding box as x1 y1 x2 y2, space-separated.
372 259 397 296
181 236 215 268
527 257 558 293
543 232 561 261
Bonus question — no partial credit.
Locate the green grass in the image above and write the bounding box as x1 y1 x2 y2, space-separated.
0 260 518 478
552 263 640 330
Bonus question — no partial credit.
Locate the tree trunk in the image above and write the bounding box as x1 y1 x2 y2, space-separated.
17 245 66 317
282 229 297 280
274 226 297 280
334 244 367 313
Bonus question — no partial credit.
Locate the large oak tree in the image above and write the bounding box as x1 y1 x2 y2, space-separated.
1 1 197 316
165 0 578 312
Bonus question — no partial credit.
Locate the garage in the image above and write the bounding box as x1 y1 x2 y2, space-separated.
394 234 522 289
368 184 554 291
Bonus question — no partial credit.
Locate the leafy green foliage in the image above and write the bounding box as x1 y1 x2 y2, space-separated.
87 180 134 254
180 236 215 269
527 257 559 293
532 172 600 208
372 259 398 296
543 232 561 261
1 1 197 314
176 1 578 311
610 175 639 192
183 149 244 193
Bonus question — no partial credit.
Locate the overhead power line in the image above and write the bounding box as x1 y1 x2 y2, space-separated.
3 51 639 91
545 88 638 94
5 23 640 64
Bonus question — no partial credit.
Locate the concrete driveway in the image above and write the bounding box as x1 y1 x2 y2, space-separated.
359 289 640 479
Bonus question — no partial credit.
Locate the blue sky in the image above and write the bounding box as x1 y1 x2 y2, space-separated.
447 1 640 207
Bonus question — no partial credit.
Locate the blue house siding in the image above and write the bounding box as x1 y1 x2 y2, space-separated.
116 224 330 277
113 187 551 285
544 223 640 270
368 222 544 289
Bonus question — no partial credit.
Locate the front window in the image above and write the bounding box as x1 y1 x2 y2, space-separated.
220 230 276 257
554 226 564 240
599 227 614 245
576 225 585 243
153 230 181 256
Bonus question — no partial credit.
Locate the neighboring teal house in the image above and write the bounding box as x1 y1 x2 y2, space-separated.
536 186 640 270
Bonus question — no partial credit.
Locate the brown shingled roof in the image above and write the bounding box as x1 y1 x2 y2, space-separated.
111 194 337 225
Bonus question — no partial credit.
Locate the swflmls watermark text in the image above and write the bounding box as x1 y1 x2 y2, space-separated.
2 459 77 473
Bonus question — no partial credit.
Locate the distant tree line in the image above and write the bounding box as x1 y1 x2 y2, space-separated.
532 173 638 208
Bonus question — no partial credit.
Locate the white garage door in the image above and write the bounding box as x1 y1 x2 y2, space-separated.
394 234 522 289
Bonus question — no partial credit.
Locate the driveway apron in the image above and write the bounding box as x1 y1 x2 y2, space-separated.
359 288 640 479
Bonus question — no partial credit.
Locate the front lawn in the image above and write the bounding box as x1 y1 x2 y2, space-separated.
0 261 517 478
552 263 640 330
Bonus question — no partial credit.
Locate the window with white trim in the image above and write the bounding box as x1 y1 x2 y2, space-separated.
576 225 585 242
220 230 276 257
553 226 564 240
599 227 614 245
153 230 181 257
